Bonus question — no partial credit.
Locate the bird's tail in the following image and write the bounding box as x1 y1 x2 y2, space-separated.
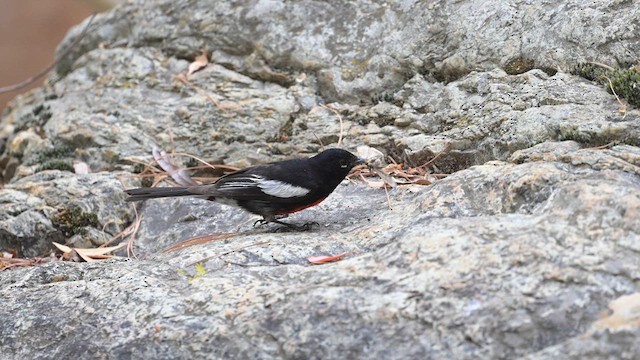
125 187 196 202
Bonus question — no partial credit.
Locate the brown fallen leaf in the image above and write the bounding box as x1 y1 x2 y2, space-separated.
152 146 199 186
371 167 397 188
52 242 127 262
1 256 54 271
52 242 73 253
308 251 350 264
187 49 209 76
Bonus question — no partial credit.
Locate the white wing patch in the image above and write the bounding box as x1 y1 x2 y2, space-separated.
253 176 310 198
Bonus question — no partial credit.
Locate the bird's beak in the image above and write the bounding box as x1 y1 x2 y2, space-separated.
355 157 366 165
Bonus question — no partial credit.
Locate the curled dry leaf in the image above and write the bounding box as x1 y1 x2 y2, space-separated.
371 167 397 188
52 242 127 262
356 145 397 188
152 146 199 186
187 49 209 76
52 242 73 253
308 251 350 264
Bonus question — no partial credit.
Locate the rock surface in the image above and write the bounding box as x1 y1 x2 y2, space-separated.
1 0 640 359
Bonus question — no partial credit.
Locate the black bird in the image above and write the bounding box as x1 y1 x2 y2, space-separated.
125 148 364 230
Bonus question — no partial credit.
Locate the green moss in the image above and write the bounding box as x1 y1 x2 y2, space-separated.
36 160 74 173
571 63 608 82
609 69 640 107
132 163 155 187
132 163 146 174
26 144 74 166
16 104 53 132
558 130 593 144
184 157 199 169
141 177 154 188
572 63 640 108
504 57 536 75
431 65 471 83
373 116 395 127
557 126 640 147
53 206 99 237
371 92 395 104
223 135 246 145
456 116 471 127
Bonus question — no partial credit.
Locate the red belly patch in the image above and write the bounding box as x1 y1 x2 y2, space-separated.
275 196 328 215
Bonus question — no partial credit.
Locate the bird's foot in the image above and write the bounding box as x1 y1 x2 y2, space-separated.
280 221 319 232
253 219 268 227
254 218 319 232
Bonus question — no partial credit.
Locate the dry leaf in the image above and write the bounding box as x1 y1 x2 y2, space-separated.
52 242 73 254
411 179 432 185
152 146 199 186
52 242 77 261
52 241 127 262
187 50 209 76
308 251 349 264
372 167 397 188
74 243 128 262
363 179 387 189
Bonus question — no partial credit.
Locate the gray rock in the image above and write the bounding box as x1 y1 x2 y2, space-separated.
56 0 640 102
2 144 640 359
1 0 639 358
0 171 133 257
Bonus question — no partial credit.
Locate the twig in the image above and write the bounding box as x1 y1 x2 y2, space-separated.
0 14 97 94
383 184 392 210
586 61 615 72
161 232 243 253
170 152 239 173
126 206 141 259
186 241 271 267
418 143 451 169
604 76 627 118
319 104 345 147
312 132 325 149
100 205 142 258
174 74 220 106
581 142 616 151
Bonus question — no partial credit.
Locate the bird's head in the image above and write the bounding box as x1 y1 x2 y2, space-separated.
310 148 365 179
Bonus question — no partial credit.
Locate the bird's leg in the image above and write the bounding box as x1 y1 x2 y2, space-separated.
254 215 318 231
253 214 288 227
253 219 268 227
270 219 319 232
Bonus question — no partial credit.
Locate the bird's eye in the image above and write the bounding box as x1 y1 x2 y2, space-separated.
340 159 348 168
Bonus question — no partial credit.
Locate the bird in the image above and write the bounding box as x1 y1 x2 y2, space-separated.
125 148 365 230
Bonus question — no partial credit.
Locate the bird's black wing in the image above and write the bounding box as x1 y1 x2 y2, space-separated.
186 159 320 202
